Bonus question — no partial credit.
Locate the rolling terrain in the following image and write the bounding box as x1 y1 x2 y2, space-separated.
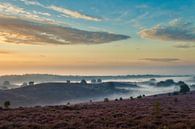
0 91 194 129
0 82 133 107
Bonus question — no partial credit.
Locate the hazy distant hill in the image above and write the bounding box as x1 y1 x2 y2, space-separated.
0 74 187 84
0 82 133 107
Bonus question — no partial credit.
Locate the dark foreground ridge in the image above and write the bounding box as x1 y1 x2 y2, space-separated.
0 91 195 129
0 82 131 107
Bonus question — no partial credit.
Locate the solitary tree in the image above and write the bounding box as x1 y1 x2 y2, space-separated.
81 79 87 85
4 101 10 109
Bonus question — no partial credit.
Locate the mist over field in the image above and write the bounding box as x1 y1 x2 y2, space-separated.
0 74 194 107
0 0 195 128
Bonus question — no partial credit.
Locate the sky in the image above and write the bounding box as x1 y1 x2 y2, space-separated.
0 0 195 75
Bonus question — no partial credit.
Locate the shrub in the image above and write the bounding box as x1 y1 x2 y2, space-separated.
130 96 134 100
172 91 179 95
4 101 10 109
115 98 118 101
154 95 158 97
179 84 190 94
119 97 123 101
104 98 109 102
137 95 142 99
153 101 161 117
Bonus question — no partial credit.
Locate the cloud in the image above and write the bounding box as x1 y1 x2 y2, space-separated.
33 11 51 17
0 50 12 54
48 5 102 21
174 44 191 48
18 1 102 22
141 58 180 63
0 3 54 23
0 16 129 45
173 44 195 49
139 20 195 42
19 0 43 6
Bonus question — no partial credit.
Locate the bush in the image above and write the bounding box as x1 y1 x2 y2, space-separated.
180 84 190 94
119 97 123 101
137 95 142 99
173 91 179 95
115 98 118 101
153 101 161 117
104 98 109 102
4 101 10 109
130 96 134 100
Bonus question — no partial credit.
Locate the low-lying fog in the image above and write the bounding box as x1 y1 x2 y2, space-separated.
0 75 195 106
59 76 195 105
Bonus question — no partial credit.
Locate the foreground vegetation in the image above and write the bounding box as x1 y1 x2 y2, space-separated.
0 91 194 129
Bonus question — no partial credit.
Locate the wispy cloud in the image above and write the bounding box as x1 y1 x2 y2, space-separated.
33 10 51 17
0 50 12 54
19 0 43 6
18 0 102 22
0 3 54 23
141 58 180 63
173 44 195 49
0 16 129 45
139 19 195 42
48 5 102 21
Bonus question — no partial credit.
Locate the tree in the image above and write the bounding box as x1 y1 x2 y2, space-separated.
97 79 102 83
180 84 190 93
104 98 109 102
4 101 10 109
80 79 87 85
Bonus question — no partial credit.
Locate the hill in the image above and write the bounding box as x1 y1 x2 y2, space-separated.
0 91 194 129
0 82 132 107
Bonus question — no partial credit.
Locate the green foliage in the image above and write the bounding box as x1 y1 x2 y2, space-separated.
80 79 87 84
172 91 179 95
180 84 190 93
137 95 142 99
130 96 134 100
4 101 10 109
104 98 109 102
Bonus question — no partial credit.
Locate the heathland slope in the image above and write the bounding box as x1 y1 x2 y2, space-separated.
0 91 194 129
